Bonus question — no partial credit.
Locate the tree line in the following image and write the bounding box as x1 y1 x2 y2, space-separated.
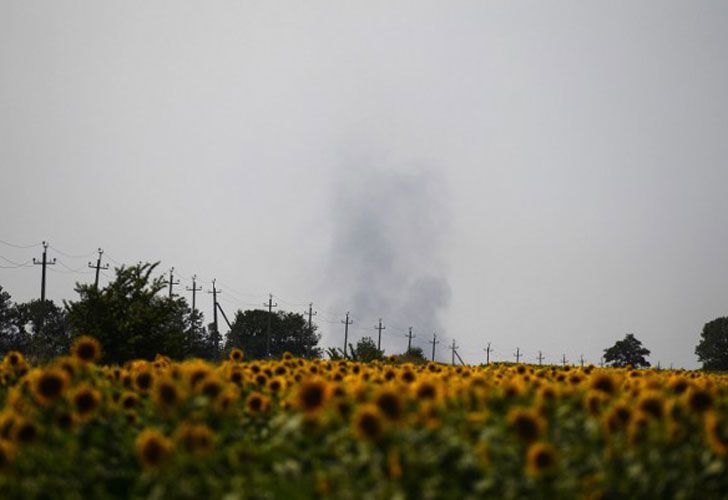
1 261 727 370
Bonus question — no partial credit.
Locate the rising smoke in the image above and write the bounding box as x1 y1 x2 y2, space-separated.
324 164 452 358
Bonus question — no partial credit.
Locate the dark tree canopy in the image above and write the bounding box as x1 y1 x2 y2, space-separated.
15 299 70 362
603 333 651 368
66 262 211 364
0 286 70 361
695 317 728 371
351 336 384 362
225 309 321 359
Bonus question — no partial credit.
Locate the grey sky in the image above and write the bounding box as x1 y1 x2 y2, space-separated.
1 1 727 368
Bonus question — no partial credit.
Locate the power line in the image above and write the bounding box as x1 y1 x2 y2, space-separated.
49 245 95 259
0 239 42 249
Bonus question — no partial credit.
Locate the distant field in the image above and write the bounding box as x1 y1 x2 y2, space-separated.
0 338 726 499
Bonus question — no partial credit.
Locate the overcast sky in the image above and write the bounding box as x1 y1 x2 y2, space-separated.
1 1 727 368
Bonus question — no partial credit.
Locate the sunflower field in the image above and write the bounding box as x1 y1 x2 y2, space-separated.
0 337 726 499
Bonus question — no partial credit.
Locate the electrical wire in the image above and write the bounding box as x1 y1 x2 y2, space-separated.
0 239 42 249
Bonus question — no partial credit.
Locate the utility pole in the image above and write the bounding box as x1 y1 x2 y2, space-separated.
375 318 385 351
33 241 56 302
484 342 492 365
167 267 180 298
406 327 416 352
562 354 568 367
207 280 221 350
580 354 585 368
87 248 108 289
537 350 544 366
306 302 317 333
341 312 353 358
263 294 278 358
450 339 459 365
514 347 521 364
429 332 439 361
186 274 202 313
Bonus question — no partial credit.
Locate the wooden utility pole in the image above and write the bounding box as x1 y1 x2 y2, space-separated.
580 354 585 368
375 318 385 351
406 327 416 352
429 332 439 361
87 248 108 289
186 274 202 313
537 350 544 366
306 303 317 333
484 342 492 365
450 339 459 365
167 267 180 298
207 279 221 350
341 312 353 358
514 347 521 363
562 354 568 367
33 241 56 302
263 294 278 357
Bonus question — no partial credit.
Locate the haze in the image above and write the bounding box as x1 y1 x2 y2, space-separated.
2 1 727 368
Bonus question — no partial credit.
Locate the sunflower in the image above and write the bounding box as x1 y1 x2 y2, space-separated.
72 384 101 420
374 389 404 422
3 351 24 369
12 417 38 444
526 442 557 476
133 369 154 394
704 412 728 456
294 379 329 414
604 403 632 434
245 391 270 415
637 392 664 421
135 429 173 469
175 422 215 455
686 387 713 414
31 368 69 406
589 373 616 396
0 411 17 440
352 404 385 442
152 378 182 411
414 379 438 401
507 408 545 444
120 392 139 410
70 336 102 363
54 411 74 430
198 376 225 400
0 440 15 469
229 348 245 363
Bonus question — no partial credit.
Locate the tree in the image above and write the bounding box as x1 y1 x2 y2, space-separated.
351 336 384 362
603 333 650 368
695 317 728 371
225 309 321 359
14 299 70 362
66 262 207 364
0 285 29 354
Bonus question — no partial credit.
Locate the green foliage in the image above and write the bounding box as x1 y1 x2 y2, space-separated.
66 262 210 364
393 346 428 364
351 336 384 362
695 317 728 371
603 333 651 368
224 309 321 359
0 286 70 361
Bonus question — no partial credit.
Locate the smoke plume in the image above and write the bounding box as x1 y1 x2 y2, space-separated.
324 164 451 357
